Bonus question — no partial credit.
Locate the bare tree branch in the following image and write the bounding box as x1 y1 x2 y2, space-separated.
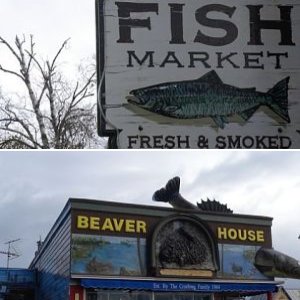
50 39 70 70
13 35 50 148
26 35 35 72
0 64 25 81
0 35 22 63
0 35 101 149
2 105 37 145
0 137 36 149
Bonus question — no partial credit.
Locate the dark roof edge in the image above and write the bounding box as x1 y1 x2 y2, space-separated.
69 198 273 223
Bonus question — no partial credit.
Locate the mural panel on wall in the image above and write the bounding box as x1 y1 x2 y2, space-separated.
71 234 147 276
218 244 269 280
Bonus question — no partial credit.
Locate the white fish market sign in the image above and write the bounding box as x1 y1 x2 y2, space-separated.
96 0 300 149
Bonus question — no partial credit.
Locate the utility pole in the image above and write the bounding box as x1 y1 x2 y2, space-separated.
0 239 20 269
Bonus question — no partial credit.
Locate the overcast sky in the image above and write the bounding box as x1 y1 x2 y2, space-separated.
0 151 299 287
0 0 95 92
0 0 95 57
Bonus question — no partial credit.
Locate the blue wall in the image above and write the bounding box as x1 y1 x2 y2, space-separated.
30 207 71 300
0 268 35 286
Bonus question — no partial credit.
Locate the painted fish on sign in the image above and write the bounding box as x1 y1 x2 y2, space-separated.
127 70 290 129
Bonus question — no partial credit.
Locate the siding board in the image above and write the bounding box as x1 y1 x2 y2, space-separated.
30 208 71 300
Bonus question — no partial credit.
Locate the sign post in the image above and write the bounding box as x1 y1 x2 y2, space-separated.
96 0 300 149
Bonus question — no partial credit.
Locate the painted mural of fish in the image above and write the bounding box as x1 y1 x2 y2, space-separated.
127 70 290 128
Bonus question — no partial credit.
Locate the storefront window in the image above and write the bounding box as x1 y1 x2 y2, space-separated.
86 290 212 300
194 295 211 300
87 290 152 300
156 292 211 300
87 291 109 300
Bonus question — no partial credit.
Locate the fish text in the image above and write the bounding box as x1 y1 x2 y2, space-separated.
116 3 295 46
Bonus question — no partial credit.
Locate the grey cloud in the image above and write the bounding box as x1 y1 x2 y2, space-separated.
185 152 300 197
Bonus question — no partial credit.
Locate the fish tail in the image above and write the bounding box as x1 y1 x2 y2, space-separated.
267 77 290 123
152 176 180 202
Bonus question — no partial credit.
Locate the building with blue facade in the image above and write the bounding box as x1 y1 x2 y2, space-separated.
0 268 35 300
